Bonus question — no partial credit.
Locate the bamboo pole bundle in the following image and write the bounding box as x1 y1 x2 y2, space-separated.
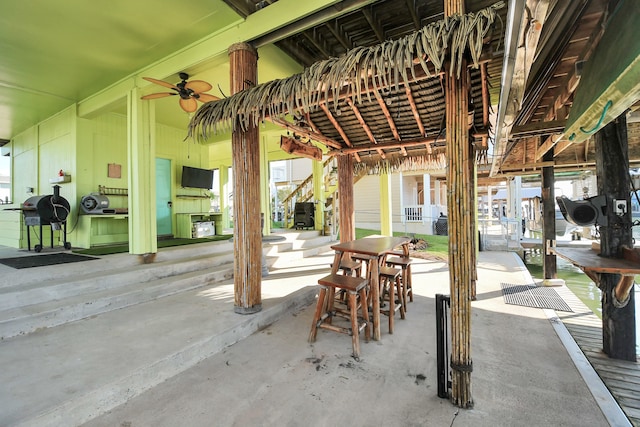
445 0 474 409
229 42 262 314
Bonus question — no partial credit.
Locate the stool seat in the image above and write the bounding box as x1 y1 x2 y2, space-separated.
385 249 406 257
385 256 413 266
379 266 401 278
318 273 367 292
386 256 414 311
330 260 363 277
309 274 371 358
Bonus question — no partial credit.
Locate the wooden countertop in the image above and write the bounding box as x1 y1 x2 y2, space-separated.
551 246 640 275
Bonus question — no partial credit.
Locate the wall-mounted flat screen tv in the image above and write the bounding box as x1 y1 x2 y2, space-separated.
181 166 213 189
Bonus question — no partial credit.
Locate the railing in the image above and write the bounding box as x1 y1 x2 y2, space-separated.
281 158 337 229
404 206 423 222
478 217 522 250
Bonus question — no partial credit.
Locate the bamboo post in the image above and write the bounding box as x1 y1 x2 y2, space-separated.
229 42 262 314
445 0 474 409
337 154 355 243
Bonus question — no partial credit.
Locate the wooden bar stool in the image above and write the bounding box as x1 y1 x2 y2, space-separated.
308 273 371 358
351 253 370 277
330 259 363 277
379 266 405 333
330 259 363 304
385 256 414 312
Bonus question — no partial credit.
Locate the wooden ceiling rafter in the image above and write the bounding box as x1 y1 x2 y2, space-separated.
346 98 386 159
303 31 332 59
403 0 422 30
404 84 431 154
325 21 353 51
319 103 362 162
268 117 342 149
362 8 384 43
532 7 608 161
328 135 446 156
373 89 407 155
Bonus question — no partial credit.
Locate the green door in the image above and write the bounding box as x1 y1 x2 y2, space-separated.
156 158 172 236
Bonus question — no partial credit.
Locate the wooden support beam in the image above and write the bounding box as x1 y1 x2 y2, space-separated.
535 133 563 160
513 120 567 138
302 31 332 59
268 117 342 149
405 85 431 153
346 98 385 159
480 62 490 127
491 0 549 176
229 42 262 314
373 90 406 155
362 8 384 42
320 103 361 162
403 0 422 30
553 138 575 157
595 114 636 361
541 150 557 281
328 135 446 155
325 22 352 51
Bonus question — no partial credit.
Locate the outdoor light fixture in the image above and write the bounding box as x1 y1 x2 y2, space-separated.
556 195 608 227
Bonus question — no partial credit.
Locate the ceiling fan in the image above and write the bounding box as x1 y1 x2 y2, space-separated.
141 72 219 113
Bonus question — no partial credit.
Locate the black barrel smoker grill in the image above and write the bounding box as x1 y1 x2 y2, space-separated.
21 185 71 252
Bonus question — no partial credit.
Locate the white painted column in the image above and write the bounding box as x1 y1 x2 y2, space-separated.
423 173 431 223
399 172 405 224
380 173 392 236
508 176 522 238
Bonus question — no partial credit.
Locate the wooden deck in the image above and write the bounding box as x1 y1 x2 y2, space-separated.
554 285 640 426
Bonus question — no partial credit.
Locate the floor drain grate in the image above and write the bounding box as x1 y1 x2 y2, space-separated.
501 283 573 312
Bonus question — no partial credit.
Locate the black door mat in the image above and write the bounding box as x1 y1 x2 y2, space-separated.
501 283 573 312
0 253 99 269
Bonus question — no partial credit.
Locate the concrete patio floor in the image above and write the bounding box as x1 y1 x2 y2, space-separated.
64 250 626 427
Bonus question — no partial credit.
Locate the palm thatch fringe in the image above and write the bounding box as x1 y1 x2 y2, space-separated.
188 2 504 140
353 151 448 175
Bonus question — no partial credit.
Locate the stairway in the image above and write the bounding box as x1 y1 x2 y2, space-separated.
0 230 336 427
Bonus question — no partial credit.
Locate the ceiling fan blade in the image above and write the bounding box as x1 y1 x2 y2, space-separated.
142 76 178 90
141 92 176 100
185 80 213 93
179 97 198 113
196 93 220 103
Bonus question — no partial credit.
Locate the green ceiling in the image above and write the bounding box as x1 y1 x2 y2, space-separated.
0 0 335 140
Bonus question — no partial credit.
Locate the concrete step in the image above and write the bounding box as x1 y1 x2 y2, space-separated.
0 239 235 290
0 267 324 427
0 230 336 425
0 232 332 340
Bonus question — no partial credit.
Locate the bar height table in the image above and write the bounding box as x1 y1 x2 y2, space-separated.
330 236 411 341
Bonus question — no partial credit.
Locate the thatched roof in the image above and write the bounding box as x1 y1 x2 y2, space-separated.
188 1 505 173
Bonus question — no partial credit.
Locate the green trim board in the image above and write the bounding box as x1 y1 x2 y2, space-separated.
564 0 640 143
73 236 231 256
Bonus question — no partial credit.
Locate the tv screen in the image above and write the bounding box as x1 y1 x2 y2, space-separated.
181 166 213 189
